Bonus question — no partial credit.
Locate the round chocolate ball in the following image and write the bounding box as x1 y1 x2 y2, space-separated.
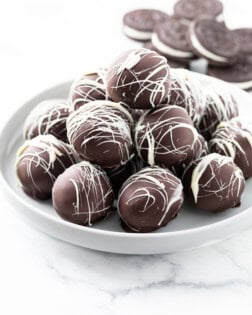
198 84 239 140
69 69 107 111
16 135 79 200
135 105 199 167
106 48 170 109
52 161 114 226
67 100 134 168
23 99 70 142
118 166 184 232
190 153 245 212
209 118 252 179
166 69 206 127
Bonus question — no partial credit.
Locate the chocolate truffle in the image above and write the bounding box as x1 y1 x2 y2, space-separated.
135 105 198 167
123 9 169 41
209 118 252 179
106 48 170 109
198 84 239 140
52 161 114 226
67 100 134 168
23 99 70 142
190 153 245 212
69 69 107 111
16 135 79 200
118 166 184 232
166 69 206 127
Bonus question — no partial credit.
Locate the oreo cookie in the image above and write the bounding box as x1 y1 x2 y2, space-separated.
151 17 194 62
233 28 252 55
188 18 239 66
174 0 223 23
143 41 188 68
207 55 252 91
123 9 169 41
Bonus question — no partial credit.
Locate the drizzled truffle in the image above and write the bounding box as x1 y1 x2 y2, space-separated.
209 118 252 179
106 48 170 109
67 100 134 168
198 84 239 140
166 69 205 127
69 69 107 111
52 161 114 226
135 105 198 167
190 153 245 212
23 99 70 142
118 166 184 232
16 135 79 199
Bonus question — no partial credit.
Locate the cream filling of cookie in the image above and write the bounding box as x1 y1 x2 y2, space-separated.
151 33 193 58
123 25 152 40
189 23 229 63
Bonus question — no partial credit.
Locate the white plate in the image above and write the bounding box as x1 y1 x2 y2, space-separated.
1 73 252 255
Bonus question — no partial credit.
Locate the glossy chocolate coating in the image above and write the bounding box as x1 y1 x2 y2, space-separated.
135 105 198 168
106 48 170 109
67 100 134 168
23 99 70 142
118 166 184 232
16 135 78 200
53 161 114 226
190 153 245 212
70 69 107 111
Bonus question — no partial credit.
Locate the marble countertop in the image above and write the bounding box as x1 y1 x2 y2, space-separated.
1 0 252 314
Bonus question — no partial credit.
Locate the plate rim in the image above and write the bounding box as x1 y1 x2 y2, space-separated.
1 75 252 241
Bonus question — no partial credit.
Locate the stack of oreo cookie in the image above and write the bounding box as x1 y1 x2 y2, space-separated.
122 0 252 91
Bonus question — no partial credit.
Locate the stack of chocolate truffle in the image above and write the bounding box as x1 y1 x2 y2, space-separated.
122 0 252 91
16 47 251 233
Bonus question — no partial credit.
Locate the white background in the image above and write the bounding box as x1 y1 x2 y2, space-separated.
1 0 252 314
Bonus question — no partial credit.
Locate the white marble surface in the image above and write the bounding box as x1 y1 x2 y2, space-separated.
1 0 252 314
